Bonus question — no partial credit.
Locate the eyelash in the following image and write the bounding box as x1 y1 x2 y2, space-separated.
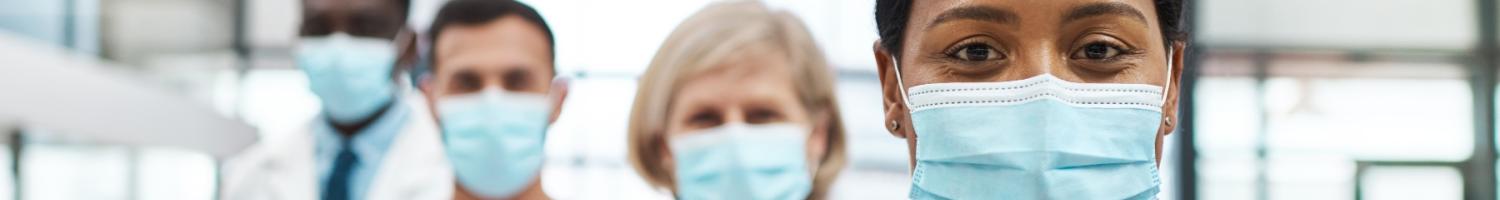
943 39 1005 63
687 110 722 128
1070 37 1140 63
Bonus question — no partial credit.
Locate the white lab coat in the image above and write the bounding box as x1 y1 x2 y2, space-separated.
219 94 453 200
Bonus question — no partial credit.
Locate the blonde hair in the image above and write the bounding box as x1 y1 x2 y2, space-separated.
625 1 847 199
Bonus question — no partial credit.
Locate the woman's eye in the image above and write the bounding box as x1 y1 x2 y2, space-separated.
687 112 722 129
950 44 1001 62
745 109 782 124
1074 43 1122 60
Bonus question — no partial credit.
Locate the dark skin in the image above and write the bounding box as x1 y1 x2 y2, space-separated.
872 0 1186 170
300 0 417 137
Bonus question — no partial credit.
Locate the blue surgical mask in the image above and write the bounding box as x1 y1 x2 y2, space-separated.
669 123 813 200
297 33 398 124
893 54 1173 199
437 88 551 198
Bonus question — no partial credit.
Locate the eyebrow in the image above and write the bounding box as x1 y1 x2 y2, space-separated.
1063 2 1149 25
926 6 1019 30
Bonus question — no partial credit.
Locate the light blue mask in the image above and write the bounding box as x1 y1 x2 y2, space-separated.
669 123 813 200
896 68 1170 199
437 88 551 198
297 33 398 124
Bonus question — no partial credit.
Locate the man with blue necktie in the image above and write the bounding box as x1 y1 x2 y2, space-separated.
219 0 453 199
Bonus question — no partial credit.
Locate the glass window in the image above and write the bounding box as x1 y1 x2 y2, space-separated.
1199 0 1474 50
1192 48 1472 199
20 143 215 200
1361 167 1462 200
1193 0 1483 198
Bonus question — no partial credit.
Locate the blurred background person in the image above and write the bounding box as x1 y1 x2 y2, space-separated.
420 0 567 199
217 0 455 199
624 1 847 199
869 0 1186 199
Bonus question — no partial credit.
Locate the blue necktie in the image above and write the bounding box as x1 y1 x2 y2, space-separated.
323 140 359 200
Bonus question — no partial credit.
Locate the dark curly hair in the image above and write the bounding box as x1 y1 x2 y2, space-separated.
875 0 1188 59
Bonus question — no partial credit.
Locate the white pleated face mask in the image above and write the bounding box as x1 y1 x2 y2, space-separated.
296 33 398 123
437 88 551 198
892 50 1173 200
669 123 814 200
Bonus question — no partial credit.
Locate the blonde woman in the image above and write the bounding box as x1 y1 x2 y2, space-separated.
626 1 847 199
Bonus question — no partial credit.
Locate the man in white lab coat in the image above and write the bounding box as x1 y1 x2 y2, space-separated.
219 0 453 199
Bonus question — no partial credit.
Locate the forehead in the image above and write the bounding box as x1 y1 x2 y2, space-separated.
674 48 797 104
908 0 1158 26
433 16 553 70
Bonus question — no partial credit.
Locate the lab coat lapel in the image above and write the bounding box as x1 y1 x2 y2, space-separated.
364 93 454 200
277 127 321 199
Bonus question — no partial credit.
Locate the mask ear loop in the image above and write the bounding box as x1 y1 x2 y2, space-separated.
1162 48 1174 106
891 55 913 110
890 56 917 173
1160 48 1176 132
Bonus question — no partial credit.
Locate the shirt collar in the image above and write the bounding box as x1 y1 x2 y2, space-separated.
314 99 410 165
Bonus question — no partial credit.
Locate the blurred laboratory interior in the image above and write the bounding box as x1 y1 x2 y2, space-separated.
0 0 1496 199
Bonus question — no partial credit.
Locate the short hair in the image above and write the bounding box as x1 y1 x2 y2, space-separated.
626 1 847 199
875 0 1188 59
426 0 555 71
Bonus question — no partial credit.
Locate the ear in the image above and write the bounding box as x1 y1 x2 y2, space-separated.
1160 41 1186 136
1155 41 1186 164
806 109 833 170
421 76 437 109
548 77 571 124
873 40 911 140
810 109 832 151
876 40 922 172
421 71 442 130
654 131 676 190
416 73 432 93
